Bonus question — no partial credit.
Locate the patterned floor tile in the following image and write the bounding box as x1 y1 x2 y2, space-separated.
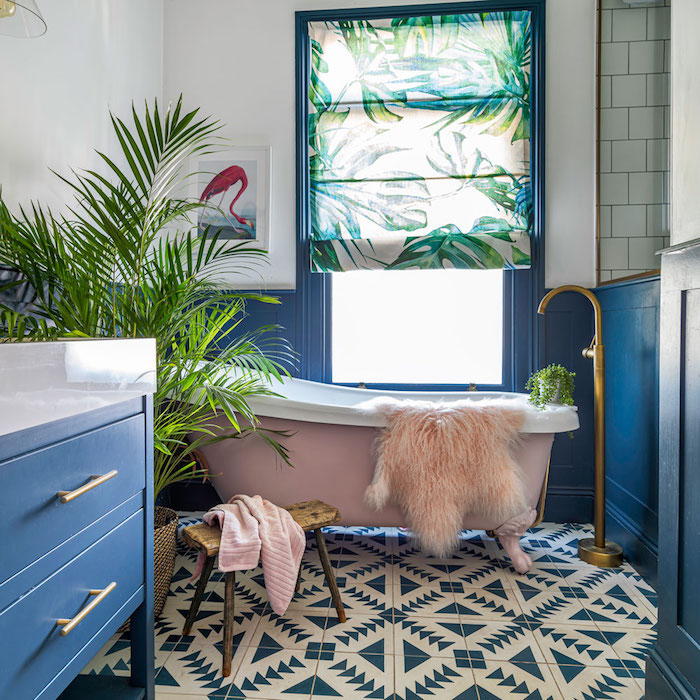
462 619 545 663
323 613 395 655
80 636 162 678
445 553 513 590
155 693 228 699
336 579 393 615
155 644 242 696
393 583 458 618
579 594 657 629
325 526 396 558
597 625 657 681
394 652 478 699
532 623 630 673
228 645 320 698
250 609 328 651
313 651 393 699
512 584 593 626
394 615 468 659
549 662 644 699
286 579 333 614
155 693 229 699
394 555 460 586
82 520 657 697
336 554 396 587
472 661 564 699
452 586 524 622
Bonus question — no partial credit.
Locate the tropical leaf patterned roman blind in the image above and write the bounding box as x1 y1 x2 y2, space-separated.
307 11 533 272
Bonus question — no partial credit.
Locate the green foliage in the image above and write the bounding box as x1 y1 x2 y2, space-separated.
525 364 576 410
0 97 293 500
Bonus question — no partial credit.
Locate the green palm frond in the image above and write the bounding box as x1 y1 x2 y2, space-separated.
0 97 294 499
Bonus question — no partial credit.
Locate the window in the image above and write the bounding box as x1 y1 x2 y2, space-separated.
296 2 544 388
332 269 504 385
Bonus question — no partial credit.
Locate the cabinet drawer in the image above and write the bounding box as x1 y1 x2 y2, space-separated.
0 415 145 586
0 510 144 700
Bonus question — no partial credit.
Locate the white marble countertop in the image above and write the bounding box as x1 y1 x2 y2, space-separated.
0 338 156 437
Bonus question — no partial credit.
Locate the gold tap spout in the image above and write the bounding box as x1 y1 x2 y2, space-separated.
537 284 603 346
536 284 622 567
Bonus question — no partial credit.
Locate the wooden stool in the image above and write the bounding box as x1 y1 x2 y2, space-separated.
181 499 346 676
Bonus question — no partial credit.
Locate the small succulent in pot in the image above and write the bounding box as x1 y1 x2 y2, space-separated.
526 364 575 409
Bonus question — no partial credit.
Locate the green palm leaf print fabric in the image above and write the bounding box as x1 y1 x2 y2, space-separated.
308 11 533 272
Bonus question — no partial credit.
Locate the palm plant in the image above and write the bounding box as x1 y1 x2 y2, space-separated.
0 97 292 500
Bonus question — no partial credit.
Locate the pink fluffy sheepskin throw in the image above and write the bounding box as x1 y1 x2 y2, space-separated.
363 398 527 557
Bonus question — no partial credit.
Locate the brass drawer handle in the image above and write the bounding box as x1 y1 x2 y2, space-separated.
56 582 117 636
57 470 118 503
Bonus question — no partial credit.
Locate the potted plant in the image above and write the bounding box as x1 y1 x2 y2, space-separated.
0 97 292 619
525 364 575 409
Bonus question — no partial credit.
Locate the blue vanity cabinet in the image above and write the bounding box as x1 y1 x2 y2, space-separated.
646 240 700 700
0 397 155 700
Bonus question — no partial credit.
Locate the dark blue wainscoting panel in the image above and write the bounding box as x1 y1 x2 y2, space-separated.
220 291 300 375
595 277 660 587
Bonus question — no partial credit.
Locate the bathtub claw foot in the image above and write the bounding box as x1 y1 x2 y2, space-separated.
494 507 537 574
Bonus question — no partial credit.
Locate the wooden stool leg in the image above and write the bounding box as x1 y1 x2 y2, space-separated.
183 555 215 636
222 571 236 677
295 564 303 593
314 528 346 623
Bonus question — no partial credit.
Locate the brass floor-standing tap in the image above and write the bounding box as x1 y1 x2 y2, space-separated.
538 285 623 568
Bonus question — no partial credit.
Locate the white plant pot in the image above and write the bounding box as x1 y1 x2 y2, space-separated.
539 378 562 404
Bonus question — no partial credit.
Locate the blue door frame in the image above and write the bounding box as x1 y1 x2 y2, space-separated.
294 0 546 392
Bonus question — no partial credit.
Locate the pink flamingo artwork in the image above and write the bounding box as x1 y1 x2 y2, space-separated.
199 165 255 238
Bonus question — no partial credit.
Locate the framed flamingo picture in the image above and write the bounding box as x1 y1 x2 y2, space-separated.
195 146 270 249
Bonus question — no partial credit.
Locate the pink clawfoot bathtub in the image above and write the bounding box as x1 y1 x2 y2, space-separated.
197 379 579 573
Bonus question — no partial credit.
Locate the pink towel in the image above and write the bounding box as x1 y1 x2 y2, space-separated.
192 495 305 616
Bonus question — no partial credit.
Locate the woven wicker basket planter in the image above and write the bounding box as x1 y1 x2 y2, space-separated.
153 506 179 619
120 506 178 631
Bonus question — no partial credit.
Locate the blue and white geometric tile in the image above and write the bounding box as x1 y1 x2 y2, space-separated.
472 660 564 699
462 619 545 663
249 609 328 651
393 583 458 618
154 644 242 696
394 616 468 659
532 623 630 672
512 585 592 626
336 553 396 587
394 554 460 585
446 554 513 590
79 519 658 698
597 625 656 681
228 645 320 698
323 613 395 655
452 587 524 622
313 651 393 699
548 662 645 699
578 594 657 629
286 579 333 615
337 578 393 615
394 652 478 700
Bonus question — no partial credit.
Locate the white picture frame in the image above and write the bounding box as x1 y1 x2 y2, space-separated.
193 146 271 251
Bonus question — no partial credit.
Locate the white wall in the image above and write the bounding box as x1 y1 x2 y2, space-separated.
0 0 163 212
164 0 597 290
671 0 699 246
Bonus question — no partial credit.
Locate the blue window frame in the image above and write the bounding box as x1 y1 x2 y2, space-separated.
295 1 545 391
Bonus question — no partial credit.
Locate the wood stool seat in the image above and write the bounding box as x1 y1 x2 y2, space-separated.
181 499 346 677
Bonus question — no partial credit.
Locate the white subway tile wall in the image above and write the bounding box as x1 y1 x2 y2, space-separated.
598 0 670 280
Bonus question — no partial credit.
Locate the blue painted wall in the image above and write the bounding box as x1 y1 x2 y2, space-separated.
595 277 660 586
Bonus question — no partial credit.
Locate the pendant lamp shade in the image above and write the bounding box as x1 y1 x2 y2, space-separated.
0 1 46 38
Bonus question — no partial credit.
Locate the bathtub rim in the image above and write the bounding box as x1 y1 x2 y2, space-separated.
246 377 580 433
